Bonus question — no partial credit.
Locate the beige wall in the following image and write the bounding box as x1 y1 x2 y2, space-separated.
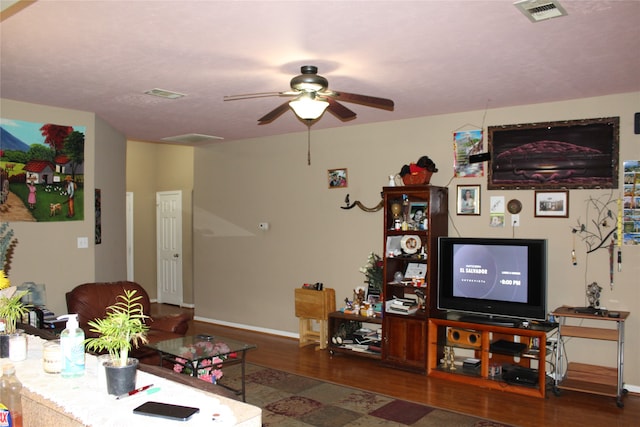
94 115 127 282
125 140 194 303
191 92 640 385
1 98 127 315
4 93 637 387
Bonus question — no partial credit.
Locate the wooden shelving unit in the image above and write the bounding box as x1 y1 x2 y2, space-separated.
328 311 382 359
380 185 448 373
551 306 629 407
427 316 556 398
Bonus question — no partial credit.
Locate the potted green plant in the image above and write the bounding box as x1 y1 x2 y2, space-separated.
84 289 149 395
0 287 30 334
0 287 31 360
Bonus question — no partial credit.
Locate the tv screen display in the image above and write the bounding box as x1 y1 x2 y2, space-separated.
438 237 547 321
452 244 528 303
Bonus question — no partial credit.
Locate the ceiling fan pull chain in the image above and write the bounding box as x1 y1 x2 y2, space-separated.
307 123 311 165
307 126 311 166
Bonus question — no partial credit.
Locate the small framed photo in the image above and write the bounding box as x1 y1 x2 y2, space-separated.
535 190 569 218
328 168 348 188
410 202 427 229
457 185 480 215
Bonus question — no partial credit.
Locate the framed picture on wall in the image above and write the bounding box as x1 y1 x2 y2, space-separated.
535 190 569 218
457 185 480 215
328 168 348 188
488 117 619 190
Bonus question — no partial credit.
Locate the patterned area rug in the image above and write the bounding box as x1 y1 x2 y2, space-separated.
218 363 512 427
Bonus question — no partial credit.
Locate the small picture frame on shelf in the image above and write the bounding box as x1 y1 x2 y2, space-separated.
409 202 427 229
534 190 569 218
328 168 348 188
457 185 480 215
404 263 426 279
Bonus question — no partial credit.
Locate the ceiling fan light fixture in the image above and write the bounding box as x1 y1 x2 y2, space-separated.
289 94 329 120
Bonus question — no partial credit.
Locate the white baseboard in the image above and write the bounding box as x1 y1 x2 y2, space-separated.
150 299 195 309
193 315 298 339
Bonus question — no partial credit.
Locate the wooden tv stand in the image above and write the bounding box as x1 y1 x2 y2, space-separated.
427 315 557 398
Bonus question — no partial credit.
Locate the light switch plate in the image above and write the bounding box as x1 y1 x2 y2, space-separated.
77 237 89 248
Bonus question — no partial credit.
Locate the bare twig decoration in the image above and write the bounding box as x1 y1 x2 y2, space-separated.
341 194 383 212
571 193 618 254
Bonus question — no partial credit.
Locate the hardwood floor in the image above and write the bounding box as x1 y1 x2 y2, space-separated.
152 304 638 427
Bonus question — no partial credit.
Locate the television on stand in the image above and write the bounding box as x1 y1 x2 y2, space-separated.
437 237 547 325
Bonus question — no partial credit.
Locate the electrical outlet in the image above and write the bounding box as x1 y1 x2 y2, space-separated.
512 214 520 227
258 222 270 231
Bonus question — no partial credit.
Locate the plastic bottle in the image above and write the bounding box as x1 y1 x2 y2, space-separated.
0 363 23 427
57 314 85 378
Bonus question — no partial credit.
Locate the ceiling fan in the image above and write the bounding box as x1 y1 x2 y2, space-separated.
223 65 395 124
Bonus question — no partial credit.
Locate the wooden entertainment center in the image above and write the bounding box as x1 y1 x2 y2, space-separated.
328 184 631 405
427 315 556 398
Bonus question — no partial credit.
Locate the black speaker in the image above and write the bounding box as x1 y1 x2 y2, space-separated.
447 327 481 348
635 112 640 135
469 152 491 163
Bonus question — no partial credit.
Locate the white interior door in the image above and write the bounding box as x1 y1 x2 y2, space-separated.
156 190 183 305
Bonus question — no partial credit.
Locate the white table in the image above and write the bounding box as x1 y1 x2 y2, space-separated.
7 335 261 427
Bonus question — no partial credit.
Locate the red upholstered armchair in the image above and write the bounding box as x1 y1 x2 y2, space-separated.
65 281 191 363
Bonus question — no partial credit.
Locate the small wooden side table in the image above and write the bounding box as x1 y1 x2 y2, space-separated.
295 288 336 350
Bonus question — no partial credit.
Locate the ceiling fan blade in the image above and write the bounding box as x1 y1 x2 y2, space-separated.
325 98 357 121
224 91 297 101
327 91 394 111
258 101 292 124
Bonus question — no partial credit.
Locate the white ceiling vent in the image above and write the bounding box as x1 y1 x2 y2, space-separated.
161 133 224 144
514 0 568 23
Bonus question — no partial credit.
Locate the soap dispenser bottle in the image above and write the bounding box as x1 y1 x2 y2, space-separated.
58 314 85 378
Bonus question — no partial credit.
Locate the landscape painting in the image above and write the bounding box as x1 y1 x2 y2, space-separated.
0 118 85 222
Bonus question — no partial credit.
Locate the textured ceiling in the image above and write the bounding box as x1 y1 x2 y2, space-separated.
1 1 639 145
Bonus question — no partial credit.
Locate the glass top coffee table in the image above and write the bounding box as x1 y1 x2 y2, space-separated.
147 334 257 401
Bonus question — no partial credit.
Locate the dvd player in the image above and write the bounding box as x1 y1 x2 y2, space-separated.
489 340 527 355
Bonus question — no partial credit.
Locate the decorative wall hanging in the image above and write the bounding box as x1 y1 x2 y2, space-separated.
0 119 86 222
341 194 383 212
95 189 102 244
489 196 505 227
622 160 639 245
453 129 484 177
488 117 619 190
